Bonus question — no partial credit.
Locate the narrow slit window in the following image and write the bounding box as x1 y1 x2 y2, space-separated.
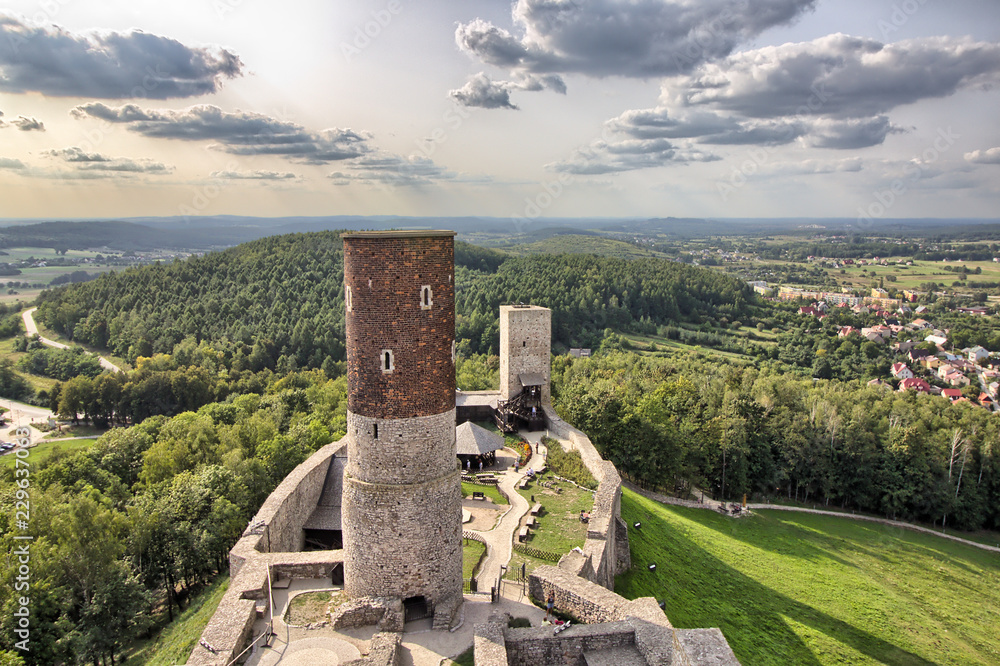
381 349 394 373
420 285 433 310
345 285 353 311
373 423 378 439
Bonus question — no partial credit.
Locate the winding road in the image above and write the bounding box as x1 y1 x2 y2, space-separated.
22 307 121 373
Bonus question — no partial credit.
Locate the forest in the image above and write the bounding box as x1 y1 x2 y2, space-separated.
3 229 1000 664
0 370 346 664
34 232 754 364
554 352 1000 532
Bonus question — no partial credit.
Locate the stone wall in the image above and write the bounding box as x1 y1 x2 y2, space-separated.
342 469 463 607
344 631 403 666
188 439 349 665
331 596 404 632
543 405 629 589
499 306 551 403
231 439 346 573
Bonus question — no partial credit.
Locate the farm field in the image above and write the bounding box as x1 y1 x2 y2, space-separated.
617 488 1000 666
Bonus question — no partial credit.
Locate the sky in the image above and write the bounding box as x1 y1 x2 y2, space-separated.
1 0 999 223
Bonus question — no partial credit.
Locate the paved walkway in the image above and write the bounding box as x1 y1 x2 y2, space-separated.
468 432 547 593
22 307 121 373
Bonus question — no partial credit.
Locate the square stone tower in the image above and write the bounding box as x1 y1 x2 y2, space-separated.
499 305 551 403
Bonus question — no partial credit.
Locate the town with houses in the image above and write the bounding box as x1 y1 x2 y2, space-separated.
750 281 1000 410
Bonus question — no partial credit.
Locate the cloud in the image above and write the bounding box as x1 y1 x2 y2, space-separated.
329 153 457 186
211 169 300 180
804 116 906 149
763 157 864 177
449 73 517 109
10 115 44 131
44 147 172 174
70 103 372 163
454 0 819 90
548 137 720 174
668 34 1000 119
448 71 567 109
0 157 25 170
0 14 242 99
965 148 1000 165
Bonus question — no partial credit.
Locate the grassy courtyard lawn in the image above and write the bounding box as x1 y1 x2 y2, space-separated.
462 481 508 505
617 488 1000 666
463 538 487 581
126 576 229 666
1 437 98 469
506 478 594 578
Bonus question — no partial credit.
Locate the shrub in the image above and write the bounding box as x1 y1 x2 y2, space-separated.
543 437 597 490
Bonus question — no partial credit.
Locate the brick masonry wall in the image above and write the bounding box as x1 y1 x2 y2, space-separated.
343 232 456 420
499 305 551 402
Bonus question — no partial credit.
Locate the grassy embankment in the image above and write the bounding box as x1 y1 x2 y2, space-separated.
125 576 229 665
617 488 1000 665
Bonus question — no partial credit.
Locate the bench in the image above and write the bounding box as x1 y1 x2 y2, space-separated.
530 503 542 516
518 527 529 542
518 478 530 490
472 491 485 501
525 517 536 528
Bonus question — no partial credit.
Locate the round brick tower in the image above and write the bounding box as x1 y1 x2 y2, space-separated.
340 230 462 616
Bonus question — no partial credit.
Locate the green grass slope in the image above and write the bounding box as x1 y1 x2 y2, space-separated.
616 488 1000 665
126 576 229 665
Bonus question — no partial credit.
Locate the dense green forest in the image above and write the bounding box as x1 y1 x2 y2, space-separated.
0 370 346 664
554 352 1000 531
35 232 754 363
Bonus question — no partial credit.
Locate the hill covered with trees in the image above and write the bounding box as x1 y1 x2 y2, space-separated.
35 231 755 366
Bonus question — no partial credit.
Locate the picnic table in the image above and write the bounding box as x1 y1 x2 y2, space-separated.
525 516 537 528
518 478 530 490
530 503 542 516
518 526 529 542
472 491 486 500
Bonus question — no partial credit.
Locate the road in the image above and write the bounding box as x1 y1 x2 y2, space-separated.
0 398 54 445
22 307 121 373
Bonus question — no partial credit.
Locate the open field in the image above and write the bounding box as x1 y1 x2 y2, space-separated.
617 488 1000 665
623 332 759 361
1 437 99 469
125 576 229 666
30 312 131 371
1 247 123 304
0 332 60 394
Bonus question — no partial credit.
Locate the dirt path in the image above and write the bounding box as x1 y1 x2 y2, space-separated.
624 481 1000 554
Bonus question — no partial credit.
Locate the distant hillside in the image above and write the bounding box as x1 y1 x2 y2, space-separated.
501 233 666 260
0 220 273 252
36 231 755 366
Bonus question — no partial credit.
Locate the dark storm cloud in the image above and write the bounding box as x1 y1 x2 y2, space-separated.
670 34 1000 119
70 103 372 163
0 14 242 99
455 0 819 81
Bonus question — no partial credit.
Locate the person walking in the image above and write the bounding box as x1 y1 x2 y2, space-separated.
545 592 555 621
